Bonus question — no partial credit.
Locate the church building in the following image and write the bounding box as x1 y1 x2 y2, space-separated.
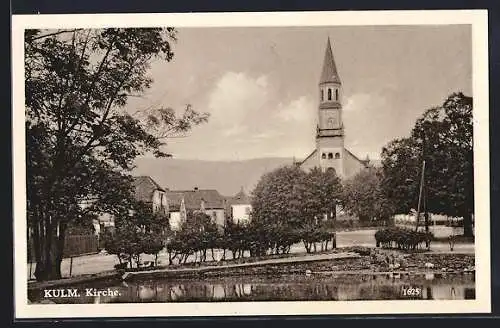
299 38 370 179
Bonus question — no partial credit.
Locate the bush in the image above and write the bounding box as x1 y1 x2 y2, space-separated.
299 221 336 253
375 227 433 251
114 262 128 270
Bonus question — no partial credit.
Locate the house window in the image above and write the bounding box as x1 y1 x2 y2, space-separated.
245 206 251 215
322 153 326 159
328 88 332 101
328 153 333 159
335 152 340 159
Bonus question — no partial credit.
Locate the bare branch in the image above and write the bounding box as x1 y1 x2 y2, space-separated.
30 29 84 41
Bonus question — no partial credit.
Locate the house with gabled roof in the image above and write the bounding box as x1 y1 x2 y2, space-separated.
132 175 168 215
95 175 168 233
166 187 226 230
225 187 252 225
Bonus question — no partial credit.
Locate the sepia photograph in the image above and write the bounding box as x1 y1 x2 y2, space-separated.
12 10 490 318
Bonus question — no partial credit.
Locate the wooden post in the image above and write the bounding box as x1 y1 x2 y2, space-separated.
69 256 73 277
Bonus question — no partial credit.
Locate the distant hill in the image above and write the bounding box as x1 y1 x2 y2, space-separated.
132 157 295 197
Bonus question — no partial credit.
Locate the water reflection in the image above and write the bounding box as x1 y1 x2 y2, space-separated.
29 275 475 304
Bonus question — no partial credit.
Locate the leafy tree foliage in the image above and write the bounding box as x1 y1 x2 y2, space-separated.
166 211 218 264
342 167 395 222
301 167 343 222
251 166 308 230
25 28 209 281
103 201 169 268
251 165 342 254
381 92 474 236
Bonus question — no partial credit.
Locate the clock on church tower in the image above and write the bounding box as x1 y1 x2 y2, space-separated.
326 110 340 129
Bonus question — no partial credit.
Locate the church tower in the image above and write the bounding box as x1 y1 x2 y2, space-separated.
316 37 344 175
299 37 368 179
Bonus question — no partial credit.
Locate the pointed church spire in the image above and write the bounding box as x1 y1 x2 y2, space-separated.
320 37 341 85
235 186 246 199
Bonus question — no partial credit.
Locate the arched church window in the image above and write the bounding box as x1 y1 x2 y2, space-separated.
321 153 326 159
328 88 332 101
335 152 340 159
335 89 339 101
321 89 324 101
328 153 333 159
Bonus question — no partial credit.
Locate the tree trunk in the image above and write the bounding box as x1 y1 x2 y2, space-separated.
303 241 310 253
33 211 64 282
463 213 473 237
168 252 173 265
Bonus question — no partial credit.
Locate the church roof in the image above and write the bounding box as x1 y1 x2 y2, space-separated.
299 149 317 166
225 187 251 206
320 37 341 85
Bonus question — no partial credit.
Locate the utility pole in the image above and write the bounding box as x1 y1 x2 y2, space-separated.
422 129 429 234
415 160 426 232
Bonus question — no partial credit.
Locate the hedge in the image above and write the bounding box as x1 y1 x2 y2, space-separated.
375 227 433 251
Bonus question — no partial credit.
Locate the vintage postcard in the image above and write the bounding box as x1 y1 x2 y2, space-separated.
12 10 490 318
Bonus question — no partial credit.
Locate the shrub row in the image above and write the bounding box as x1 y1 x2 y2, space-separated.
164 220 337 265
375 227 434 251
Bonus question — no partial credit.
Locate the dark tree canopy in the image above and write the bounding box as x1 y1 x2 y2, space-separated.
381 92 473 236
25 28 209 281
342 167 394 222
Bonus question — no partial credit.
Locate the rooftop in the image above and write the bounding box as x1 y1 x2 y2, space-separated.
167 188 226 210
132 176 166 203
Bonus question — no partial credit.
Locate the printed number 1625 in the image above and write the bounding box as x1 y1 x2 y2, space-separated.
401 286 422 297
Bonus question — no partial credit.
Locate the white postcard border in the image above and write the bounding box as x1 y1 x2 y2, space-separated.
12 10 490 318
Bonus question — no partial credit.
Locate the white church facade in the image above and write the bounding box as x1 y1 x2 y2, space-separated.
299 38 370 179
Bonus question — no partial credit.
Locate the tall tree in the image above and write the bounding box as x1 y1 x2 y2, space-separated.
251 165 307 230
381 92 473 236
300 167 343 223
25 28 209 281
342 167 394 222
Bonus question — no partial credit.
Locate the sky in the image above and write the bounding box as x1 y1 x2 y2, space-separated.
125 25 472 161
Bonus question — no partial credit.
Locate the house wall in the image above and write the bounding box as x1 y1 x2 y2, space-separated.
232 204 252 224
205 209 226 227
169 212 183 231
152 190 168 214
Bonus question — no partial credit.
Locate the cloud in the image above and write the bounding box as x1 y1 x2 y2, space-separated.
207 72 270 131
223 124 247 137
342 93 391 159
343 93 386 112
275 96 315 123
167 71 318 160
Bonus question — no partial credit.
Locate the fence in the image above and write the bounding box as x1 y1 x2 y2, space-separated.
28 234 100 263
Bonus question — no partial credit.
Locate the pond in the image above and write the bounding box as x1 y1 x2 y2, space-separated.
29 273 475 303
